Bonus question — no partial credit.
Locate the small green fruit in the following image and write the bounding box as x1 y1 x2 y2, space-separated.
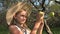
49 12 55 17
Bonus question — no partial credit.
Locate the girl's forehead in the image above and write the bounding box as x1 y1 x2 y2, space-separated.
20 11 27 14
17 10 27 15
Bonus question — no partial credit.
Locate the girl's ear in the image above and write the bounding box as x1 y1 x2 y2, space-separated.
13 15 17 19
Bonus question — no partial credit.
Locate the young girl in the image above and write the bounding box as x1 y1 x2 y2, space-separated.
6 2 44 34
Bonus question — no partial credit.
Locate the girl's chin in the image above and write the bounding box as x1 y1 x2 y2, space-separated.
20 22 25 24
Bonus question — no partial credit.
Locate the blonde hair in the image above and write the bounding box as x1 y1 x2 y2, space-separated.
6 2 32 25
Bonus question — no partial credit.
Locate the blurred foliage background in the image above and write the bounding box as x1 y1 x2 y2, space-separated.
0 0 60 34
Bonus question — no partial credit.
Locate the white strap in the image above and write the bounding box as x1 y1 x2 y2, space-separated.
15 25 21 31
15 25 30 34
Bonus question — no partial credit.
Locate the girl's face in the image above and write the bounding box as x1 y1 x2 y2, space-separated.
14 10 27 24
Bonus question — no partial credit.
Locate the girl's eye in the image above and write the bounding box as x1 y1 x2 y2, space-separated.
21 15 27 18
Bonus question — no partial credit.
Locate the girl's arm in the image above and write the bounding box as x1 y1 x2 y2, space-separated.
38 19 44 34
30 12 44 34
30 19 42 34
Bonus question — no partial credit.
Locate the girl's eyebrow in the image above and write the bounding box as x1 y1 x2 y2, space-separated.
20 15 27 18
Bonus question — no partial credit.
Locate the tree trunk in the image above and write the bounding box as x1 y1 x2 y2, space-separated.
44 20 53 34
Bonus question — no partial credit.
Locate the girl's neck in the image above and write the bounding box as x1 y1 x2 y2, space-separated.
16 23 24 28
20 24 24 27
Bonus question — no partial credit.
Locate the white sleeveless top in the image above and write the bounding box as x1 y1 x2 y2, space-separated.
15 25 30 34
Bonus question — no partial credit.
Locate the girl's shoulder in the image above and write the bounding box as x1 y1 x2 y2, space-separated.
9 25 20 33
9 25 17 29
9 25 21 31
8 25 23 34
